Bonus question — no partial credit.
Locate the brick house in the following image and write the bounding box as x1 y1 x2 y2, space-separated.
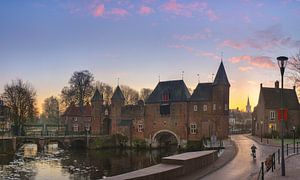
252 81 300 137
0 100 11 136
61 61 230 148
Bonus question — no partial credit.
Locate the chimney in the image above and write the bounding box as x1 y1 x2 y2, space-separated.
275 81 279 88
260 83 263 88
294 86 296 90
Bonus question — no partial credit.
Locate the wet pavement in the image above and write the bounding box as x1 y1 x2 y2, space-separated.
202 134 278 180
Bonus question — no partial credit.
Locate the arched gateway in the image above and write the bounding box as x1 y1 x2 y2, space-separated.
151 130 181 148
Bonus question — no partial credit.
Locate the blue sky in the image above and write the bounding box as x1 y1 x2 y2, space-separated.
1 0 300 112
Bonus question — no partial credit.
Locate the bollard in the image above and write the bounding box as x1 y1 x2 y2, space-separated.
297 142 299 154
278 149 280 164
287 144 289 156
272 153 276 172
261 162 264 180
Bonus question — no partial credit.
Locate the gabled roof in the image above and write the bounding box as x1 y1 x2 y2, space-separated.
190 83 213 101
62 104 92 117
146 80 191 104
261 87 299 110
91 89 103 102
213 61 230 86
111 86 125 100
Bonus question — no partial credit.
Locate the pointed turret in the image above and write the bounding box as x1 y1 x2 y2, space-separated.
91 89 103 102
213 61 230 86
111 86 125 101
246 96 251 113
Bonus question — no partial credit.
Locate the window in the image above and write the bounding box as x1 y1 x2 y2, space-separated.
190 123 197 134
162 91 170 103
160 104 170 115
138 124 143 132
225 104 228 110
85 124 90 131
213 104 216 111
203 105 208 111
105 109 109 116
73 124 78 132
193 105 198 112
270 111 275 120
74 117 78 122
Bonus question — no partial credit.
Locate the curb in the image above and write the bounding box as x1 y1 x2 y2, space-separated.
193 138 238 180
245 135 280 148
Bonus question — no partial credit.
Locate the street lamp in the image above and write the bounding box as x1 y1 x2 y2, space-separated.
260 120 263 143
293 126 296 154
277 56 288 176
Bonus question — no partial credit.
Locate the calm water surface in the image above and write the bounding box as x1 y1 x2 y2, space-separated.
0 144 178 179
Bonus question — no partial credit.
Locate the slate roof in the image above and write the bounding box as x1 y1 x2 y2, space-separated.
91 89 103 102
112 86 125 100
261 87 299 110
190 83 213 101
146 80 191 104
62 104 92 117
213 61 230 86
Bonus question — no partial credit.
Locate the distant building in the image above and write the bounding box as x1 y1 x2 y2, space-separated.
61 62 230 148
229 107 252 134
0 100 11 136
252 81 300 137
246 97 251 113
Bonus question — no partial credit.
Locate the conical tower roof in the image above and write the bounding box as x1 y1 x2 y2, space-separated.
213 61 230 86
112 86 125 100
91 89 103 102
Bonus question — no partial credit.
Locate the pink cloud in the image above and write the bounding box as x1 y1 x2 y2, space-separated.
93 4 105 17
206 9 218 21
161 0 207 17
239 66 253 72
168 44 219 60
110 8 129 16
139 6 153 15
221 25 300 50
222 40 245 49
229 55 275 69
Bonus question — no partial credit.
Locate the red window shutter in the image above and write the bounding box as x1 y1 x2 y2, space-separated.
277 109 282 120
284 109 288 121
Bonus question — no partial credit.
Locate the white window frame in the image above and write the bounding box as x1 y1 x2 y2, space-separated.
190 123 197 134
138 123 143 132
213 104 216 111
73 124 78 132
74 117 78 122
193 105 198 112
203 105 208 112
270 111 275 120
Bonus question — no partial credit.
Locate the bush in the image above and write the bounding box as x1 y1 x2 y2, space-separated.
133 139 147 149
187 139 204 151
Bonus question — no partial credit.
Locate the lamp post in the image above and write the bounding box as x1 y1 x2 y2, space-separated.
293 126 296 154
261 120 263 143
277 56 288 176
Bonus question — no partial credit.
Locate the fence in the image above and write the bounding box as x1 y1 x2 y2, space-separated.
257 142 300 180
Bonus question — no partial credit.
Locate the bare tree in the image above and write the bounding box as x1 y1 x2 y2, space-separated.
61 70 94 108
139 88 153 102
1 79 37 135
42 96 59 120
120 85 139 105
95 81 113 104
288 50 300 97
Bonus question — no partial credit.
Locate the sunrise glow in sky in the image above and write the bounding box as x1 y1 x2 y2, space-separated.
1 0 300 113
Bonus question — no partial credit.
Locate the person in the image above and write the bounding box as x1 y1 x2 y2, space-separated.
251 144 257 158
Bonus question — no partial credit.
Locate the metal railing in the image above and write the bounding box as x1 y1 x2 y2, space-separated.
257 142 300 180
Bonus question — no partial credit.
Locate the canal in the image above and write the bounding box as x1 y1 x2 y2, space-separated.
0 144 178 179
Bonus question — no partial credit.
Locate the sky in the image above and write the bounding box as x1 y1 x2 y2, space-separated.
1 0 300 113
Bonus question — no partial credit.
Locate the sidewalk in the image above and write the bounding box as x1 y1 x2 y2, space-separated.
245 134 280 147
177 139 237 180
265 154 300 180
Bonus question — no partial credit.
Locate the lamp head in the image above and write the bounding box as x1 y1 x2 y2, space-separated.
277 56 288 69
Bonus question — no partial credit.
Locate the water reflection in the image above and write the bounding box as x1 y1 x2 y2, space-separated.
0 145 178 179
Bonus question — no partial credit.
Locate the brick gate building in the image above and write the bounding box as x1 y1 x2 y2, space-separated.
62 62 230 148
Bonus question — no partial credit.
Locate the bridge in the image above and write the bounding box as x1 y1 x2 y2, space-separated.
0 134 104 153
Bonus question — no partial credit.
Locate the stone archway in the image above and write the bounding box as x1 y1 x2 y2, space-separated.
152 129 180 148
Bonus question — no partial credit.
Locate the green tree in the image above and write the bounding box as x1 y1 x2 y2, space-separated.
1 79 37 135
